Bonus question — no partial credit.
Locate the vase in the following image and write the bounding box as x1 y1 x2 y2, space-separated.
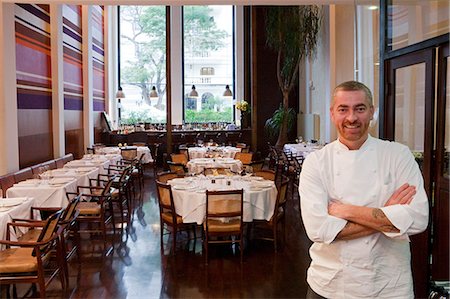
241 113 249 128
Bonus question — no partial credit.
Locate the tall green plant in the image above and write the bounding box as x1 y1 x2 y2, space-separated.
265 6 321 147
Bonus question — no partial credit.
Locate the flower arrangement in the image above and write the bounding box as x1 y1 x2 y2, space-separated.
236 100 249 113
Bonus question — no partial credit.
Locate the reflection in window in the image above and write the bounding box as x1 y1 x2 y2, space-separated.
394 63 426 172
388 1 449 51
183 6 234 123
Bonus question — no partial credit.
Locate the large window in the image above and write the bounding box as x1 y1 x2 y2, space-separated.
119 6 167 125
183 6 234 123
119 5 236 125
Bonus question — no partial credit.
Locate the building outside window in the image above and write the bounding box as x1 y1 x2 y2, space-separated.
183 5 234 123
119 5 235 125
119 6 167 125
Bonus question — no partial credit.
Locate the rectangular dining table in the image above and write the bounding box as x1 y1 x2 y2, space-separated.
168 175 277 224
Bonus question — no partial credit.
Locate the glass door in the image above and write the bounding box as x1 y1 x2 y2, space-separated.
432 43 449 281
384 48 435 297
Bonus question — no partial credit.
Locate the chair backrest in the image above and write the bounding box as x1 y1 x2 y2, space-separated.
155 181 178 225
249 160 264 172
121 148 138 160
276 179 289 209
133 142 146 147
254 170 276 181
0 173 15 194
13 167 33 183
235 152 253 165
35 210 63 254
157 171 179 183
206 189 244 218
62 194 81 222
171 153 188 165
167 161 185 175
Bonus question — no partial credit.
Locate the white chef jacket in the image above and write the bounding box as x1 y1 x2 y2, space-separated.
299 135 429 299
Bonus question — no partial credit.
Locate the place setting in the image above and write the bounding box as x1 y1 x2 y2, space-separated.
0 197 30 212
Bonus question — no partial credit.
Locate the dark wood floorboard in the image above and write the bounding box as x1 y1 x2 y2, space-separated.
10 168 312 299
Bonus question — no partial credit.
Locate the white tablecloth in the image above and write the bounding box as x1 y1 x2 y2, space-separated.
95 146 153 164
6 178 77 208
64 159 111 175
283 143 323 157
168 176 277 224
0 197 35 250
188 146 241 159
41 167 99 188
186 158 243 175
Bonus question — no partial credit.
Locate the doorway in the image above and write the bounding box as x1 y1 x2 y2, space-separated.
384 42 449 297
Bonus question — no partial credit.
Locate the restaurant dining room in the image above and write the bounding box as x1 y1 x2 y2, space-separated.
0 0 448 298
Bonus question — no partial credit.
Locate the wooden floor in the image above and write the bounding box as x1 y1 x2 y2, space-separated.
13 167 313 298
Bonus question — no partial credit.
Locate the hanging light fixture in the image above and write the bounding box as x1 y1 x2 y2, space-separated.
116 86 125 99
189 85 199 98
149 86 158 98
223 85 233 98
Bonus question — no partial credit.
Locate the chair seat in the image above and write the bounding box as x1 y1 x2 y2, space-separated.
161 212 183 225
18 229 42 242
205 218 241 233
77 202 101 215
0 248 41 273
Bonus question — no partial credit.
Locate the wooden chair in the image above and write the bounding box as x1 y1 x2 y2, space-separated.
204 189 244 264
234 152 253 165
251 179 288 252
133 142 147 147
155 181 196 254
157 171 180 183
0 211 64 298
104 165 134 227
171 153 188 165
254 169 276 181
248 160 265 172
75 176 116 256
167 161 187 175
15 196 80 287
121 147 138 161
13 167 33 183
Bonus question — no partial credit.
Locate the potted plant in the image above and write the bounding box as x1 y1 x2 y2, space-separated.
264 6 321 148
236 100 250 128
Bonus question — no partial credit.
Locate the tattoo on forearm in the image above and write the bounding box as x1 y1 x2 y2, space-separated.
380 225 399 233
372 208 386 219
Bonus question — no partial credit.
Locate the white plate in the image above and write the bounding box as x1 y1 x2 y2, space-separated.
75 167 96 173
0 197 27 207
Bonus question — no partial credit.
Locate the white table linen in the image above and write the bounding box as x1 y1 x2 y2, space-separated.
40 167 99 188
0 197 35 250
64 159 111 175
188 146 241 159
95 146 153 164
283 143 323 157
6 178 77 208
168 176 277 224
186 158 243 175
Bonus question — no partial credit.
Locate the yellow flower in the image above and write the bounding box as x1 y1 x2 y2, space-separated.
236 100 249 112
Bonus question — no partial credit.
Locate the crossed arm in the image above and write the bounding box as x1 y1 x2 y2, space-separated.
329 183 416 240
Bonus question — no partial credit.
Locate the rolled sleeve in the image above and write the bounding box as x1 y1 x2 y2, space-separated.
380 205 413 239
